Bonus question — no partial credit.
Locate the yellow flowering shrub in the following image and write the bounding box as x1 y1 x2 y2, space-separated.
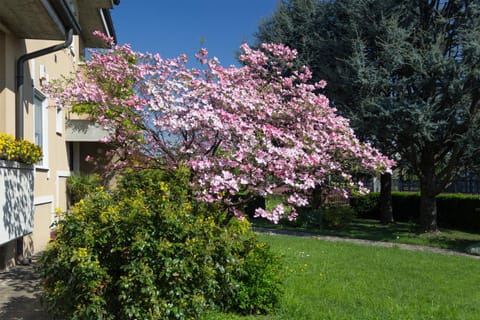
0 133 42 165
40 168 283 319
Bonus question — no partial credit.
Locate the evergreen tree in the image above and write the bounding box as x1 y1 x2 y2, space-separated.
354 0 480 231
255 0 397 224
255 0 353 110
255 0 480 231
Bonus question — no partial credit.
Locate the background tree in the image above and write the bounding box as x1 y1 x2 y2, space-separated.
255 0 354 109
255 0 398 224
350 0 480 231
255 0 480 231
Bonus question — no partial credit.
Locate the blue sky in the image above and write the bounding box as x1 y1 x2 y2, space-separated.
111 1 280 67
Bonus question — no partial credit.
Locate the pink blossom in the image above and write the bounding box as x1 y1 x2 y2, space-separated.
287 208 298 221
195 48 208 64
46 33 395 223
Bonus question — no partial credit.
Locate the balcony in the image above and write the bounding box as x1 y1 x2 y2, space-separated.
0 160 34 245
65 118 109 142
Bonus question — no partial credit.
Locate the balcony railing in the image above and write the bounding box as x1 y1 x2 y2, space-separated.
0 160 34 245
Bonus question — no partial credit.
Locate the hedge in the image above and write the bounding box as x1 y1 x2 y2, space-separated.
351 192 480 232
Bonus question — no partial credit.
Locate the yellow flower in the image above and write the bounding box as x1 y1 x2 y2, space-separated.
77 247 88 258
159 181 169 192
0 133 42 164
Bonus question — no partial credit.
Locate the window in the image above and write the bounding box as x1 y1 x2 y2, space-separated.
34 90 48 168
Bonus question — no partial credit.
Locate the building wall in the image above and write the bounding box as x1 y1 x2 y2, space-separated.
0 32 21 135
0 32 82 268
26 38 80 253
0 32 23 268
32 199 54 252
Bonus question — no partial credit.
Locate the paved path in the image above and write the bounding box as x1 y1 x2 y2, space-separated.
0 256 51 320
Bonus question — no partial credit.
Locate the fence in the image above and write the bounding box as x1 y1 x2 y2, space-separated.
394 179 480 194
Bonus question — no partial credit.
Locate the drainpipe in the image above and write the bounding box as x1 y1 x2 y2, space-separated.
15 28 74 140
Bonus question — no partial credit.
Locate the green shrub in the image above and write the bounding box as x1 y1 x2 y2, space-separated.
264 195 324 228
436 193 480 231
289 207 323 228
349 192 380 219
351 192 480 232
233 239 283 314
323 205 356 229
67 173 102 205
351 192 421 223
40 168 283 319
391 192 420 222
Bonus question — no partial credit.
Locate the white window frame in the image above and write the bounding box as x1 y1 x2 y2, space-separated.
34 89 49 170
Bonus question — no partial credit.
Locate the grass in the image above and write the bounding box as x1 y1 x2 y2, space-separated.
252 218 480 252
204 233 480 320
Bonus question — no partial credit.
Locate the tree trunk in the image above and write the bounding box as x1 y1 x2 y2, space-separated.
311 185 323 210
379 172 394 224
419 190 438 232
419 161 439 232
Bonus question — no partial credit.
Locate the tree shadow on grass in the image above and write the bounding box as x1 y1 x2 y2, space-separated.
418 233 480 251
254 218 480 252
310 219 417 241
323 220 480 251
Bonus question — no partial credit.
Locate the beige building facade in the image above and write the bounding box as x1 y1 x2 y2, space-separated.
0 0 119 270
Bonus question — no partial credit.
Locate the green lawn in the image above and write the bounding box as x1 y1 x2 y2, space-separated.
252 218 480 252
204 233 480 320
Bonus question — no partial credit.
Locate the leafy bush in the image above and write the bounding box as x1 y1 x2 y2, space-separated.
40 168 283 319
349 192 380 219
232 239 283 314
0 132 42 164
66 173 102 205
287 207 323 229
351 192 420 222
323 205 357 229
391 192 421 222
436 193 480 231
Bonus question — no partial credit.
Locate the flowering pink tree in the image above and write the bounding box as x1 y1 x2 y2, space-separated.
51 33 394 223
